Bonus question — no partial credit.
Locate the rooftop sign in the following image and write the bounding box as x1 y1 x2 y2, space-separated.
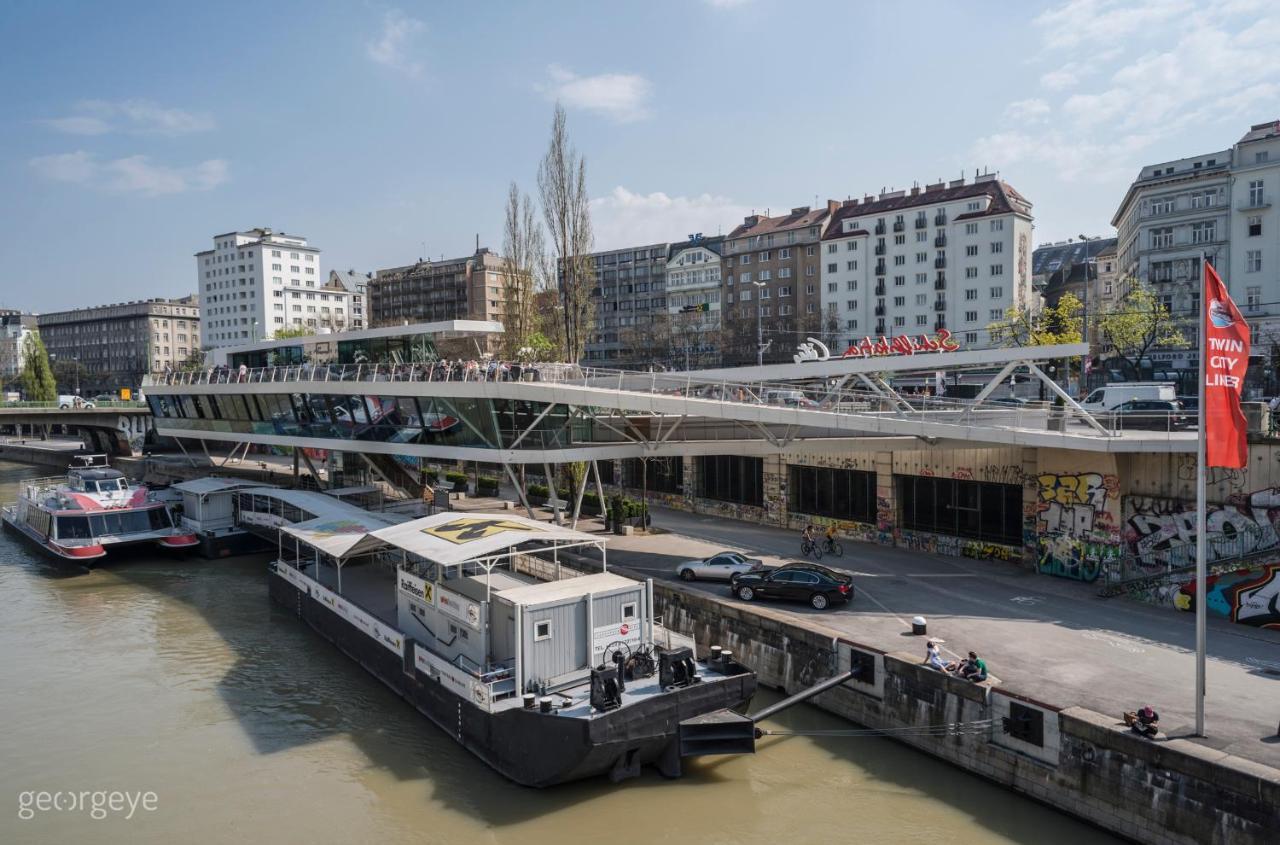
794 329 960 363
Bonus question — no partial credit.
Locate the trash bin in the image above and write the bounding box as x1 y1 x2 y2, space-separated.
911 615 927 636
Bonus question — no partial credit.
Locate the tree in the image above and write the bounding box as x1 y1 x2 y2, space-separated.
537 104 594 363
273 324 313 340
178 349 206 372
20 334 56 401
1097 280 1186 377
501 182 545 359
51 357 88 394
987 292 1083 347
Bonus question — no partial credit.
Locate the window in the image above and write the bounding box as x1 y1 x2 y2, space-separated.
916 294 926 305
780 248 790 259
806 245 816 256
1248 180 1264 207
1247 286 1261 309
897 475 1022 545
846 261 857 271
828 263 838 273
990 242 1003 253
1247 250 1262 273
779 286 791 297
893 315 905 326
741 254 751 265
990 308 1002 320
1191 221 1216 244
1150 228 1173 249
990 264 1004 275
965 289 977 300
827 282 838 293
894 255 905 265
916 314 928 325
990 219 1004 231
965 223 978 235
827 243 837 254
1248 215 1262 237
966 245 978 256
916 252 927 263
621 602 637 620
847 241 858 251
894 296 905 307
788 465 876 522
846 299 857 310
1258 151 1270 163
847 280 857 291
698 456 763 506
895 275 905 286
759 251 770 261
965 310 978 322
534 620 552 641
1150 197 1174 215
990 286 1003 298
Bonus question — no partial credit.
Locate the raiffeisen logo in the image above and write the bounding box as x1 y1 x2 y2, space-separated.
1209 298 1235 329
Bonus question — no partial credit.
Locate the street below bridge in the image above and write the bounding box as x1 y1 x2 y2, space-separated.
566 503 1280 770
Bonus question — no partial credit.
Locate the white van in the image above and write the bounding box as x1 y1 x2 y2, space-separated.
1080 382 1177 412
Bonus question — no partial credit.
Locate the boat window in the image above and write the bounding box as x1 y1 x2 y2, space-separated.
56 515 91 540
621 602 637 620
534 620 552 641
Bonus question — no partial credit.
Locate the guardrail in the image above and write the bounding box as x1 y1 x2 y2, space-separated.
1 401 147 409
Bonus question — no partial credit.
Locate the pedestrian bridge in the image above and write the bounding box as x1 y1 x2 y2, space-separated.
141 343 1196 467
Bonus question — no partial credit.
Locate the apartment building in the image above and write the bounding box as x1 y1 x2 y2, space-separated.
583 243 671 365
1111 120 1280 382
37 296 200 393
329 269 372 331
0 310 38 384
196 228 352 348
665 235 724 368
368 248 508 331
721 205 835 365
821 175 1034 351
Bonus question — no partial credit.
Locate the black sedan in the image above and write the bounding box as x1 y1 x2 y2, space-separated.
730 563 854 610
1107 399 1189 430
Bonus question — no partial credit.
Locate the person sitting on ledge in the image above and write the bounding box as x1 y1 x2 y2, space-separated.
960 651 988 682
1129 705 1159 737
925 641 951 673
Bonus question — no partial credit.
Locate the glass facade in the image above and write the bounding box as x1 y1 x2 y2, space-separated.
149 392 595 451
896 475 1021 545
621 457 683 494
788 465 876 523
697 455 763 506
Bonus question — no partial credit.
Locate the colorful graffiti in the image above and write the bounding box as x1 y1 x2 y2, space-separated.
898 530 1017 562
1124 488 1280 571
1036 471 1122 581
1164 564 1280 629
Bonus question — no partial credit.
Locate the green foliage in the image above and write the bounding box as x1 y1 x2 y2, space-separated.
527 483 550 499
19 334 56 402
273 324 313 340
516 331 556 363
420 467 439 482
1098 280 1186 375
444 471 468 484
477 476 499 493
178 349 206 372
987 293 1084 348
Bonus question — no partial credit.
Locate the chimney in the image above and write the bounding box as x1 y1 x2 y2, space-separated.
925 180 945 192
743 214 762 227
790 206 810 215
827 199 840 216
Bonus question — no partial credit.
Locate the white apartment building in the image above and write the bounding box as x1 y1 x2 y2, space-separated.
665 236 724 367
1111 120 1280 380
821 174 1035 351
196 228 352 349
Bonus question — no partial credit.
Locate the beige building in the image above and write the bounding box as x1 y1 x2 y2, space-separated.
37 296 200 393
722 203 837 364
369 248 509 333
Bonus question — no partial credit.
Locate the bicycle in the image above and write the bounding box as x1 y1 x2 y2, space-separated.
801 537 824 560
822 537 844 557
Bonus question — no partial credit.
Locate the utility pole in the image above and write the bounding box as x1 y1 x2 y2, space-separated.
753 280 767 366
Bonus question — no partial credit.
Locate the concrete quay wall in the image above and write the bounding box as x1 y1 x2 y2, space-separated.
655 583 1280 845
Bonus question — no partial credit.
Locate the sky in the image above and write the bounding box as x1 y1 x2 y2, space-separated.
1 0 1277 313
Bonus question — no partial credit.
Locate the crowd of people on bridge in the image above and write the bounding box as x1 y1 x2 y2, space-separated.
172 359 583 386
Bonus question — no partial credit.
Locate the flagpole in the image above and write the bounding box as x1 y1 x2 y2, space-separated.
1195 251 1207 737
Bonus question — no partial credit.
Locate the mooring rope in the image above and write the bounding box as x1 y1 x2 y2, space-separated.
757 719 994 738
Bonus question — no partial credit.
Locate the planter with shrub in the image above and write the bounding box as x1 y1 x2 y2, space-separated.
477 476 499 496
445 470 469 493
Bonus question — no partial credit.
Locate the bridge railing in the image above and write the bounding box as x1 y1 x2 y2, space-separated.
140 362 1170 440
1 400 147 409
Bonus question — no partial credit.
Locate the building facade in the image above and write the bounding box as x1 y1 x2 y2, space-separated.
821 176 1034 352
583 243 671 365
37 297 200 393
368 249 508 334
0 310 38 385
665 235 724 368
722 205 835 365
1228 121 1280 368
330 269 372 332
197 228 352 348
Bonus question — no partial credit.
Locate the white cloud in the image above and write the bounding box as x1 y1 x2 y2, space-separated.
29 151 229 196
1039 64 1081 91
1034 0 1193 50
1004 98 1051 122
44 99 213 136
539 65 653 123
366 9 426 78
590 187 756 249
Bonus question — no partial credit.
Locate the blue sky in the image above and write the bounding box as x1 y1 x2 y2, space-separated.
2 0 1276 313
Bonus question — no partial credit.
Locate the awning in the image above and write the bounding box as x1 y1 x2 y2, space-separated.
364 511 597 566
172 478 273 496
280 514 399 558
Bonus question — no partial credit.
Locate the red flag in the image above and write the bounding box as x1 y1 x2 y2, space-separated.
1204 260 1249 468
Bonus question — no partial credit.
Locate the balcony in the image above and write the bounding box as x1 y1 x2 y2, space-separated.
934 213 947 226
874 284 886 296
915 218 928 229
874 305 886 316
934 300 946 312
875 223 887 235
875 262 887 276
1238 195 1272 211
934 318 946 331
934 278 947 291
876 322 886 334
893 221 905 232
934 235 947 247
874 244 886 256
934 257 947 269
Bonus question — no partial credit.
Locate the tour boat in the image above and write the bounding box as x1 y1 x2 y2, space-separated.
1 456 196 564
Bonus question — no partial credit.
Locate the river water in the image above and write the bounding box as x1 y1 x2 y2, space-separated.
0 459 1118 844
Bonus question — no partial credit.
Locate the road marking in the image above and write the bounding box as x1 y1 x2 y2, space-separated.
1010 596 1044 605
1082 630 1146 654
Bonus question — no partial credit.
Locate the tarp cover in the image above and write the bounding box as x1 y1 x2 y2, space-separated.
366 511 597 566
280 512 401 558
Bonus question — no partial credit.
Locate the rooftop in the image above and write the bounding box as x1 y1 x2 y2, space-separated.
728 204 833 241
824 176 1030 239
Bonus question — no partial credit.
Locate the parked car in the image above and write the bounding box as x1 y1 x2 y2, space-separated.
1080 382 1177 412
57 395 94 409
1176 395 1199 413
93 394 117 403
676 551 763 582
988 396 1029 406
730 562 854 610
761 388 819 409
1107 399 1188 430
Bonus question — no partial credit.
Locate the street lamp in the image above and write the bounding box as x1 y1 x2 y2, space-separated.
1078 234 1094 395
752 280 768 366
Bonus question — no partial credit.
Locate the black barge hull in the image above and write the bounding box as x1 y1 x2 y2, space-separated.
269 572 756 787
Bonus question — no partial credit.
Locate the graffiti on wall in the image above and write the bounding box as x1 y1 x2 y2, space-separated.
1124 488 1280 572
1161 565 1280 629
1036 472 1122 581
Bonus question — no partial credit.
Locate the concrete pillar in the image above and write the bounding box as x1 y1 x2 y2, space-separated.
1020 447 1040 568
763 454 786 527
874 450 895 546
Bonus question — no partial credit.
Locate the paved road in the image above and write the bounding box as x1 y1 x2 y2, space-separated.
586 504 1280 769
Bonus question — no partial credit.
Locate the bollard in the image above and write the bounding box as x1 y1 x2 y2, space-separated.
912 615 928 636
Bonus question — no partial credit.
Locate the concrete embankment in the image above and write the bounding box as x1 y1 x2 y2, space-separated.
655 583 1279 845
0 441 84 468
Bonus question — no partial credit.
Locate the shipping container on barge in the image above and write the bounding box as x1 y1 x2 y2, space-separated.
267 509 756 786
1 455 196 564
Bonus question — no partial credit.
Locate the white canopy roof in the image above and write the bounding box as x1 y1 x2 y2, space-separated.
493 572 637 607
280 512 402 558
365 511 600 566
173 477 273 496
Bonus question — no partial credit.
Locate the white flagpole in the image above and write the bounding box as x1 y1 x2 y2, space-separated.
1195 251 1207 736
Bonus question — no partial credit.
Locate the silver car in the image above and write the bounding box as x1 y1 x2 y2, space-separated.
676 551 763 582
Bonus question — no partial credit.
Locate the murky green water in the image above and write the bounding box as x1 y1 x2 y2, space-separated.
0 459 1117 844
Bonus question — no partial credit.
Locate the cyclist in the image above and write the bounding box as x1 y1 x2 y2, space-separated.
801 524 816 550
824 524 837 544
